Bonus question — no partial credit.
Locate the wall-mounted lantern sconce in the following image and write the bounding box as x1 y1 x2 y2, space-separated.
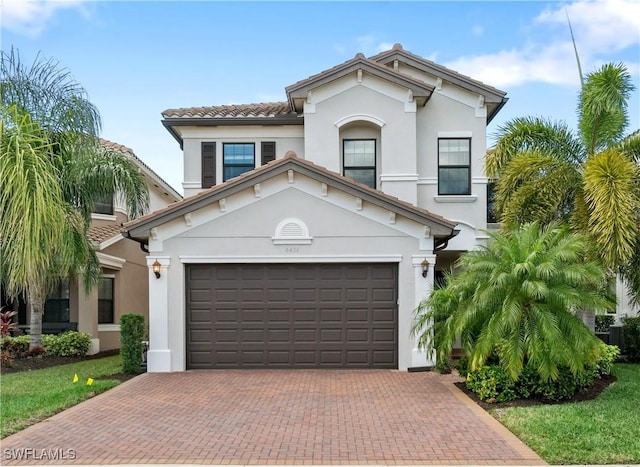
152 260 162 279
421 259 430 278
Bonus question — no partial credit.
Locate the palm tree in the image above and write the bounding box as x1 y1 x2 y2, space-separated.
413 223 613 382
486 64 640 304
0 49 149 348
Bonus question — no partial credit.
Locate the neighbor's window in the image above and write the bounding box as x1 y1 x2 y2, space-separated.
343 139 376 189
44 279 70 323
98 277 114 324
223 143 255 181
93 193 114 215
438 138 471 195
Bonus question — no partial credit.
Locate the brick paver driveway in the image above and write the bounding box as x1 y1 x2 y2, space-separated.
2 370 544 465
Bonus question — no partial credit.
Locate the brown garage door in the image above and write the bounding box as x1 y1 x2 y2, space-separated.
186 263 398 369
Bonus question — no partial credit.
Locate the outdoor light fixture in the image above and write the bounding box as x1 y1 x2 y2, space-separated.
152 260 161 279
421 259 430 278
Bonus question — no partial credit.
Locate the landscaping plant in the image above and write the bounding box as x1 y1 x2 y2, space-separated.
487 63 640 304
413 222 613 384
1 49 149 349
120 313 145 374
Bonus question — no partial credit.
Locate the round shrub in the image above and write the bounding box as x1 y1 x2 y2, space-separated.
44 331 91 357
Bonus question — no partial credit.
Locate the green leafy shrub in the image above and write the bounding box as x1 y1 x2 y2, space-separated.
595 314 616 332
455 357 469 378
1 335 30 358
622 316 640 362
465 345 619 402
596 343 620 375
44 331 91 357
466 365 519 402
120 313 145 374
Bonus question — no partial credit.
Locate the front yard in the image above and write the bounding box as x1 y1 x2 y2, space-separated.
493 363 640 464
1 355 124 438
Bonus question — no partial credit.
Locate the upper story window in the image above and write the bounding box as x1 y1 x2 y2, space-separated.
438 138 471 195
343 139 376 189
223 143 255 181
93 194 114 215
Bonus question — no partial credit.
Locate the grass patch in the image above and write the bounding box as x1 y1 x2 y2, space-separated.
1 355 122 438
493 363 640 464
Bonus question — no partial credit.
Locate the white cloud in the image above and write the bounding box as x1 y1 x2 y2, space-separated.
443 0 640 88
1 0 90 38
535 0 640 54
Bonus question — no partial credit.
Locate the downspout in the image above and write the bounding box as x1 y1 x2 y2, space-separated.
121 230 149 253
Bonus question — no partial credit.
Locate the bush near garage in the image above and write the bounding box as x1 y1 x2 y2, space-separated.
464 343 620 402
120 313 145 374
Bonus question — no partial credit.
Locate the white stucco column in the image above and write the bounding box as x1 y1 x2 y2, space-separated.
147 256 171 372
411 254 436 368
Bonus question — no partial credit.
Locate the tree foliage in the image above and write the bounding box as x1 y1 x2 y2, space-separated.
0 49 149 347
413 223 612 382
487 64 640 304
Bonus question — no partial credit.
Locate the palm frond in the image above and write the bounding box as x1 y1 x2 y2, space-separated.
579 63 634 156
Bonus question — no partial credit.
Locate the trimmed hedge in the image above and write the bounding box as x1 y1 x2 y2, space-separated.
120 313 145 374
464 343 620 402
1 331 91 358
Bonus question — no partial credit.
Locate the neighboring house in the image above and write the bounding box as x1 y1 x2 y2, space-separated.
123 44 508 371
0 139 182 353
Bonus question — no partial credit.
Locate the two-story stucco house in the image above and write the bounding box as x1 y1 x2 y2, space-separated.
123 44 508 371
1 139 182 353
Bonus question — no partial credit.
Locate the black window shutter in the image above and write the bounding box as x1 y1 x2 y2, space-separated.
202 142 216 188
261 142 276 165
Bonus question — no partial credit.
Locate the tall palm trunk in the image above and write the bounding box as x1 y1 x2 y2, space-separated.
28 287 45 347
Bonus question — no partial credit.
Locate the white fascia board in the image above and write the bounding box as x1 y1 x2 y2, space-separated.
96 252 126 269
99 234 124 250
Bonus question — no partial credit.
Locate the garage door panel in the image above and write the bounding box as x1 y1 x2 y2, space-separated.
267 329 290 342
186 263 398 369
320 329 343 342
294 329 317 343
319 308 342 322
346 308 368 322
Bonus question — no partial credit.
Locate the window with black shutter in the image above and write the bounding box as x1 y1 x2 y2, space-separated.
201 142 216 189
261 141 276 165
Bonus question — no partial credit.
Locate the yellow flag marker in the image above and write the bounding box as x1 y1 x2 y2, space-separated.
73 374 79 383
86 377 94 386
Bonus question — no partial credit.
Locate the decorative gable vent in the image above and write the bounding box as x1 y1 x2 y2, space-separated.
272 218 312 245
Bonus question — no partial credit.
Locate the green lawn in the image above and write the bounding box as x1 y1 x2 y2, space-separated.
493 363 640 464
1 355 123 438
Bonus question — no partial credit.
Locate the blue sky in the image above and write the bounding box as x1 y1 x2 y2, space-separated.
2 0 639 194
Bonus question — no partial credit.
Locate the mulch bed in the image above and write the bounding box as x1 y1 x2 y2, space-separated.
0 349 141 382
454 373 617 411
